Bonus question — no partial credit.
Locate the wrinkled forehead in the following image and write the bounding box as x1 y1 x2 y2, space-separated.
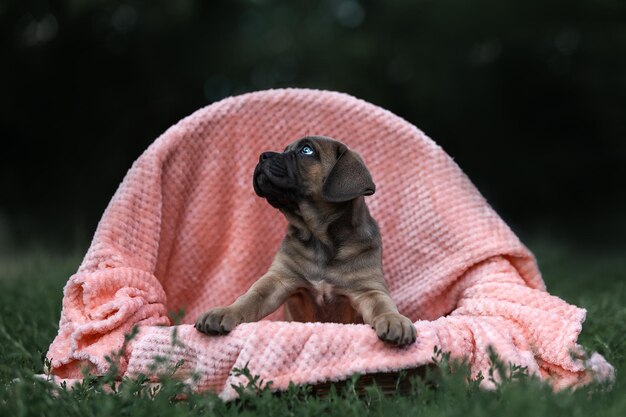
283 136 345 155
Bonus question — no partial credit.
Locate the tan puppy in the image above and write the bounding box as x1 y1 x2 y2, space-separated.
195 136 416 346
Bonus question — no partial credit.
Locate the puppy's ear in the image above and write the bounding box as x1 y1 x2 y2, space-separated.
322 149 376 202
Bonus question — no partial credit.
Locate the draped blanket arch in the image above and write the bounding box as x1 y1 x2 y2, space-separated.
47 88 613 399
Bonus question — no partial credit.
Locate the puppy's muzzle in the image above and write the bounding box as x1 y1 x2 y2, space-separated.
255 151 296 192
261 152 288 178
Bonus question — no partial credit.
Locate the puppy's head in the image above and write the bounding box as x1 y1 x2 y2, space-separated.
253 136 375 211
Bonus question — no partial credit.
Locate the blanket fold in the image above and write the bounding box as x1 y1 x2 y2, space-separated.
48 267 170 377
46 88 613 397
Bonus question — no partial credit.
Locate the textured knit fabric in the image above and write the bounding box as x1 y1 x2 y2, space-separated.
46 88 613 399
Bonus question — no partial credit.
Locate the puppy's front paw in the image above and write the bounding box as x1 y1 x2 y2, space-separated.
372 312 416 346
195 307 244 335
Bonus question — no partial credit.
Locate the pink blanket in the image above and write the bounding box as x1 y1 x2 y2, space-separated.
46 89 613 399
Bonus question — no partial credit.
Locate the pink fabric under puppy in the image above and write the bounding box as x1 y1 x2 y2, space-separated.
46 88 613 399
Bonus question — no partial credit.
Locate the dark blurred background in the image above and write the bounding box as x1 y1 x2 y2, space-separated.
1 0 625 253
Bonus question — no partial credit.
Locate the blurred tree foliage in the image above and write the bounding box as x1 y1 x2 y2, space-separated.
1 0 625 248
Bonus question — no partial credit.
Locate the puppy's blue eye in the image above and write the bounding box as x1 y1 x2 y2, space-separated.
300 145 314 156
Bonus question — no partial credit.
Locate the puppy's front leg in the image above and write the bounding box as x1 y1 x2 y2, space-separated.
195 272 299 335
350 288 416 346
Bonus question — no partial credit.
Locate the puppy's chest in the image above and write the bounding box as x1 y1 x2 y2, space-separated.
300 247 335 290
300 257 350 306
310 280 340 305
289 236 368 305
284 240 368 323
286 276 358 324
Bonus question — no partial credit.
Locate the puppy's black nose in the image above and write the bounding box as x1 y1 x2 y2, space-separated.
260 152 279 162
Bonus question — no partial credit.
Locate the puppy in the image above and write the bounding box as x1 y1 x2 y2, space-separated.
195 136 416 346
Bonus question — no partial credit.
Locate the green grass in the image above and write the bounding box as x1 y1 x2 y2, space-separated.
0 238 624 417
